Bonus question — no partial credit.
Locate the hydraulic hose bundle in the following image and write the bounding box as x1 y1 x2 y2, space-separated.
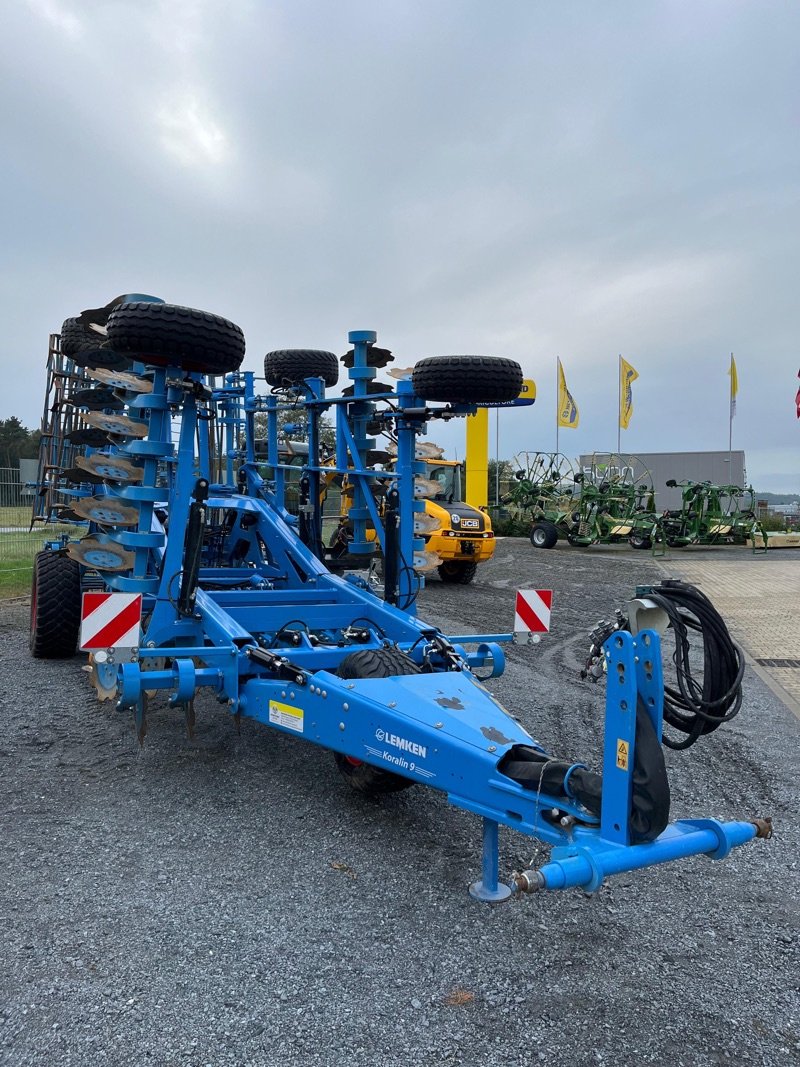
507 579 747 843
638 579 745 750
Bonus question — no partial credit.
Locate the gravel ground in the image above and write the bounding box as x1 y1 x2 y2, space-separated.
1 542 798 1067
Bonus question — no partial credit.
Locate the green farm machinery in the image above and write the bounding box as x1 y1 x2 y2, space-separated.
506 452 660 550
660 480 767 550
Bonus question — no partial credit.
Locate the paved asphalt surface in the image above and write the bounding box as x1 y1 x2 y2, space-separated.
1 542 798 1066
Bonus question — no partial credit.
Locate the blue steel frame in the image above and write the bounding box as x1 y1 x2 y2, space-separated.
77 330 764 900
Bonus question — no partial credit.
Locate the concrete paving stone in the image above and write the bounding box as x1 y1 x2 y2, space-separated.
656 550 800 709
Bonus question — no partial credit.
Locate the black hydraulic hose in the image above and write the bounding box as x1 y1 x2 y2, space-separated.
383 488 400 606
178 479 209 617
643 580 745 750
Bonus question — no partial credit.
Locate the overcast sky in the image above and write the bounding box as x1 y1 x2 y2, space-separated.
2 1 798 490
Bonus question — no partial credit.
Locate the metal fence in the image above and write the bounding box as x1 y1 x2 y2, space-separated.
0 466 71 596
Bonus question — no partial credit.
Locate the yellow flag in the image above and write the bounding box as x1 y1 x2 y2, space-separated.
729 354 738 417
557 359 579 428
619 356 639 430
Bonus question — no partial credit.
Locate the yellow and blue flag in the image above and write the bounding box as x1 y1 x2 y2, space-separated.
729 354 738 418
619 356 638 430
557 359 579 428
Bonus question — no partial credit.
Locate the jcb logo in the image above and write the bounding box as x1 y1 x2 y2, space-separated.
460 518 480 529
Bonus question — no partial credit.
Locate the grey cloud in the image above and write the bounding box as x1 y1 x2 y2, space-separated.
2 1 798 487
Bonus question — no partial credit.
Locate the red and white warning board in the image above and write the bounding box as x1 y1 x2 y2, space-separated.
80 592 142 650
514 589 552 634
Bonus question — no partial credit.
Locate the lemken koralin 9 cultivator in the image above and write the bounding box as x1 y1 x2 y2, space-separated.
29 295 771 902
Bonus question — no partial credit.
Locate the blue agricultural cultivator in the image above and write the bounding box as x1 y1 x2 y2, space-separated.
29 295 771 902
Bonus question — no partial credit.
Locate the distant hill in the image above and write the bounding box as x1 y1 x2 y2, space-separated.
755 492 800 504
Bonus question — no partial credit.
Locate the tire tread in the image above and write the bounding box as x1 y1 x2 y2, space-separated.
30 551 81 658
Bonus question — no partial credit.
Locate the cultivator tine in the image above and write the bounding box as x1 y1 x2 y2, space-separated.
136 694 148 747
185 700 196 740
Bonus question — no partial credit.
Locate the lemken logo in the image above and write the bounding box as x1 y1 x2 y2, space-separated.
375 728 427 759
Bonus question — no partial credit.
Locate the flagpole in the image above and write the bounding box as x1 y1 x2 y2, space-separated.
728 352 733 474
617 354 621 456
555 358 560 456
495 406 500 505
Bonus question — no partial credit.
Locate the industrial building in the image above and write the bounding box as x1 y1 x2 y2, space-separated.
579 451 747 511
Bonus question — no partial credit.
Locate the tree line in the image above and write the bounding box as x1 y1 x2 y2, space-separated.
0 418 41 469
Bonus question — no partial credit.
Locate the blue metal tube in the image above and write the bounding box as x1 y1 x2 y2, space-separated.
447 633 514 644
469 818 513 903
536 820 758 892
395 379 425 611
266 394 283 504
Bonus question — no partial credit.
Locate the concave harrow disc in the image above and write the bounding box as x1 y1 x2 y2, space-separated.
82 412 149 438
89 368 154 393
77 454 144 483
67 428 110 448
414 478 442 498
70 347 133 372
67 539 135 572
66 387 124 411
72 495 141 526
413 550 443 573
62 466 104 485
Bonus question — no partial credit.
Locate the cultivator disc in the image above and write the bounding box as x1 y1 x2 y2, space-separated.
413 550 443 573
365 449 393 466
413 512 442 534
81 412 150 438
386 440 446 460
52 504 85 523
67 539 135 572
83 656 119 702
61 465 104 485
76 453 144 483
69 346 133 372
65 386 125 410
88 368 154 394
67 427 111 448
72 495 141 526
414 478 443 498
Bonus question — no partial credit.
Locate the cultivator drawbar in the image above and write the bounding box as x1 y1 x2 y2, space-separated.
28 296 770 902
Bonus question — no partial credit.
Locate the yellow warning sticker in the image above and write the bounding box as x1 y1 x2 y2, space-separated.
269 699 304 734
616 739 630 770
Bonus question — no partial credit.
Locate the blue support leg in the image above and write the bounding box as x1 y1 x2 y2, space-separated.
469 818 513 903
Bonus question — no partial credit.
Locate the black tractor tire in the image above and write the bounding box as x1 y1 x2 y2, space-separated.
333 647 421 796
411 355 522 403
628 534 652 550
106 302 245 375
530 521 559 549
29 551 81 658
264 349 339 388
437 561 478 584
60 317 131 371
60 317 101 357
